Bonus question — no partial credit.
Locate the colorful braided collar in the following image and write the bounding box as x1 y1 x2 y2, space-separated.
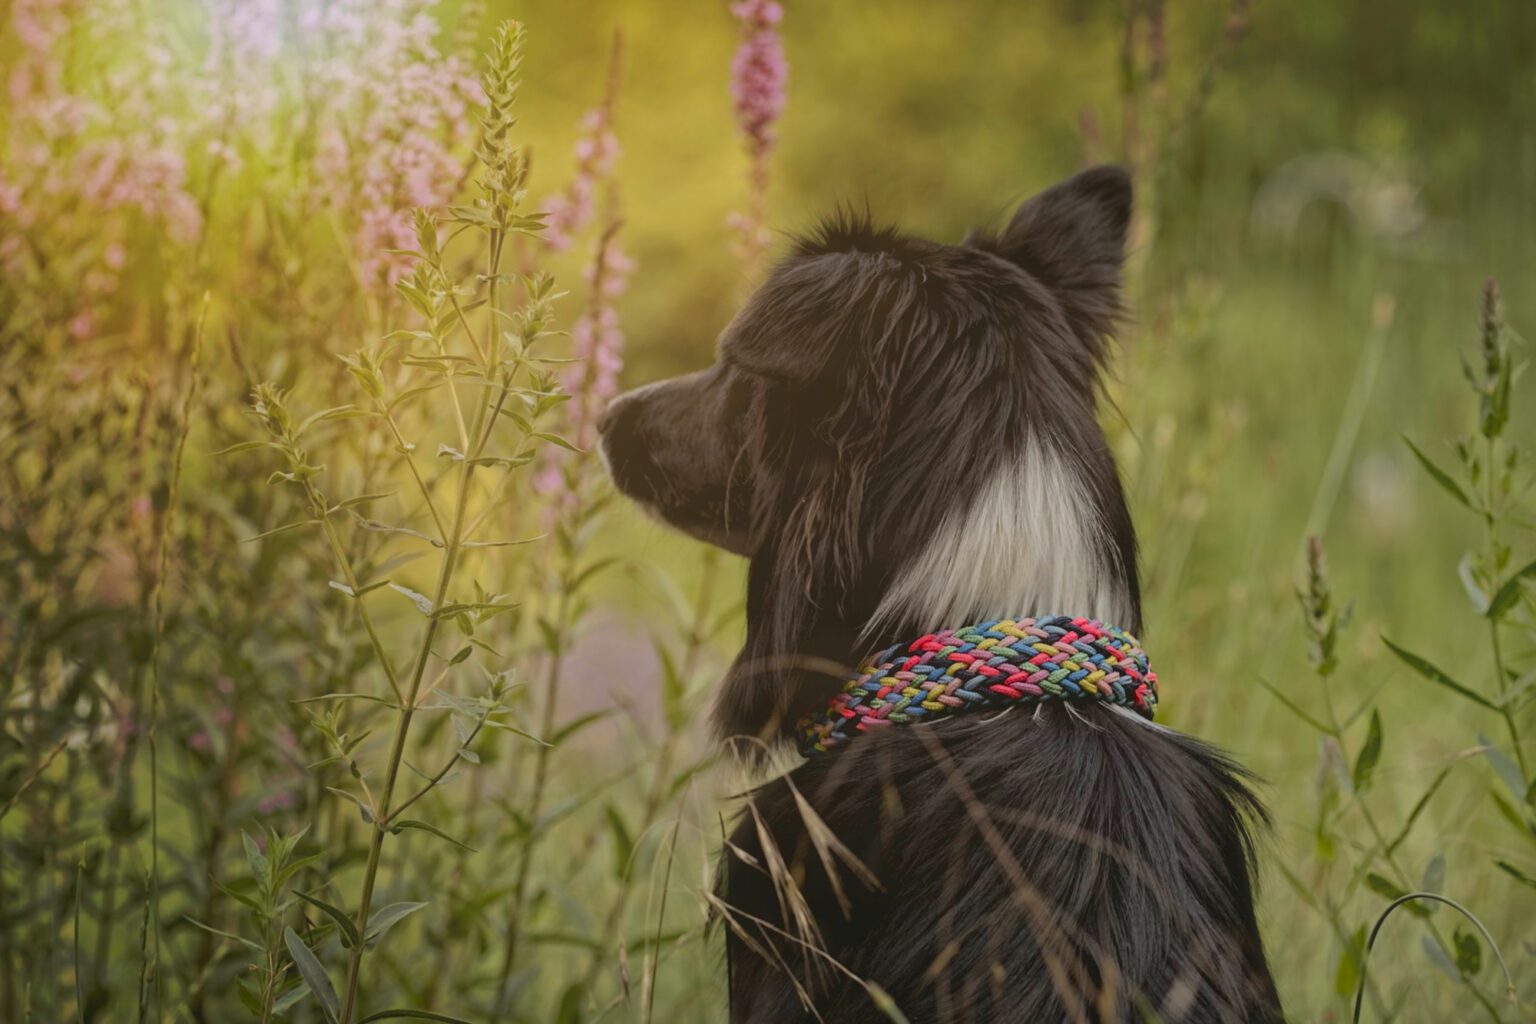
798 616 1158 755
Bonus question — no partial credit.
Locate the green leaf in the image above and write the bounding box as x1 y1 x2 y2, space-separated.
236 976 264 1015
329 491 396 514
328 579 392 599
1385 765 1454 856
389 583 435 615
1478 734 1528 801
1334 924 1365 998
213 881 263 914
385 382 445 413
529 430 583 452
183 916 262 952
296 892 360 948
1420 852 1446 897
1403 436 1474 510
548 710 611 747
1457 554 1489 614
1365 872 1406 900
1353 710 1383 792
356 519 442 546
273 984 309 1013
1363 872 1430 916
297 404 370 436
1495 860 1536 890
1489 787 1534 837
1453 927 1482 976
240 519 319 543
388 819 476 851
431 600 517 621
363 902 428 950
467 452 536 469
325 786 374 823
1487 557 1536 621
284 927 340 1024
1255 676 1333 735
358 1012 477 1024
569 555 622 592
1380 638 1497 710
555 981 584 1024
210 440 278 456
462 535 545 549
1497 666 1536 711
292 692 400 708
242 832 269 888
605 804 634 878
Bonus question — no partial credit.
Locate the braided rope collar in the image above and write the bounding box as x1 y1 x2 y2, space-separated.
798 615 1158 755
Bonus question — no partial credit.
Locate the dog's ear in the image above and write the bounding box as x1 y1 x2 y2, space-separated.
972 164 1131 348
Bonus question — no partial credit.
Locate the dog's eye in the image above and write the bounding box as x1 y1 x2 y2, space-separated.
720 350 801 385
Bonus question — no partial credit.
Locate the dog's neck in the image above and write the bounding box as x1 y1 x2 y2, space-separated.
866 434 1136 641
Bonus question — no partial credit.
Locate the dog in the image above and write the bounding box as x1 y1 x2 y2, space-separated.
599 166 1282 1023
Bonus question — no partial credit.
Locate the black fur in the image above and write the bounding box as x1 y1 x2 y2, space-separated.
600 166 1282 1022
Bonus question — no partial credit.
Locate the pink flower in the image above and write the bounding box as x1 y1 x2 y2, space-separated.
728 0 788 273
543 108 621 254
0 177 20 216
535 227 633 502
308 1 483 294
729 0 788 162
257 790 298 814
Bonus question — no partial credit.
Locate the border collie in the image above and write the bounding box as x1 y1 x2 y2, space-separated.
599 166 1282 1023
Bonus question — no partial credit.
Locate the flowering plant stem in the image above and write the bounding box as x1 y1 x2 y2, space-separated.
333 386 500 1023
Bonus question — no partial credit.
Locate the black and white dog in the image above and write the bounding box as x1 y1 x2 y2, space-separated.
599 166 1282 1023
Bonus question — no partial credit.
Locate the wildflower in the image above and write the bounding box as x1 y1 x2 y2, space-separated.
0 176 21 216
257 790 298 814
1472 276 1510 439
1298 535 1339 678
728 0 788 274
729 0 788 163
543 107 621 253
308 0 482 293
534 223 633 501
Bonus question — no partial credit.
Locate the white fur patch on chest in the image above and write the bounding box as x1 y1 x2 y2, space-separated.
869 433 1132 635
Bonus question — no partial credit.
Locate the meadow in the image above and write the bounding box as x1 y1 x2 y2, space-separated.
1 1 1534 1021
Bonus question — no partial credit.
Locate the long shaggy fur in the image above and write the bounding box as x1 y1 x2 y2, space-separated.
599 165 1283 1023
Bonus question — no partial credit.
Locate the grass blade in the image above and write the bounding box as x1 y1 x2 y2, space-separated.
1381 638 1497 710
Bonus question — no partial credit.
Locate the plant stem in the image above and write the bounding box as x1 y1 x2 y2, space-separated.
1485 435 1527 779
492 573 572 1013
334 368 508 1024
142 293 209 1022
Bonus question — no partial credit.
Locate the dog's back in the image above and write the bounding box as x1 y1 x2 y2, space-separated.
722 705 1281 1023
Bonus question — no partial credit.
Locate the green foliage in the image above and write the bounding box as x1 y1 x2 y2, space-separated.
2 2 1534 1022
1276 279 1535 1022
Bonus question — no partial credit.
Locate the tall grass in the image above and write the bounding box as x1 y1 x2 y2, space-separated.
0 2 1533 1022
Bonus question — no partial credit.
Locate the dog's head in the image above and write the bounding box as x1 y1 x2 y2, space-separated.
601 166 1141 748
